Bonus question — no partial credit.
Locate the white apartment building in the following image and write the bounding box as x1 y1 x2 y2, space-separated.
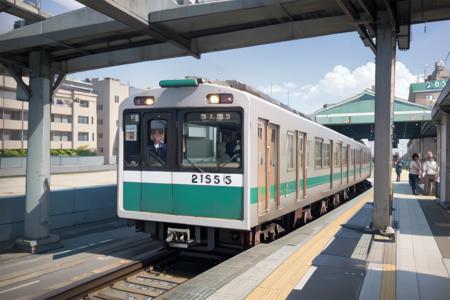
0 73 97 151
90 77 129 164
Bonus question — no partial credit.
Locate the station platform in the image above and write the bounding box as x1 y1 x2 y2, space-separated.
161 178 450 300
0 170 117 196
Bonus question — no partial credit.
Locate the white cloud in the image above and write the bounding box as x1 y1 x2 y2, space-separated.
50 0 84 10
259 62 419 114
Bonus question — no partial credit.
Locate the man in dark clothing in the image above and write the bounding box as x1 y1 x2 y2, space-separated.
148 129 166 165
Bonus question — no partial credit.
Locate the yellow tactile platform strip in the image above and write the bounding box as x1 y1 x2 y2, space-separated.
246 189 373 300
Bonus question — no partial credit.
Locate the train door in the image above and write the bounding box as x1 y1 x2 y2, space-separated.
303 133 308 198
268 124 280 208
330 140 334 189
345 145 351 184
297 132 307 200
353 149 357 181
338 143 343 185
140 111 175 214
122 111 142 212
257 119 268 215
359 149 363 177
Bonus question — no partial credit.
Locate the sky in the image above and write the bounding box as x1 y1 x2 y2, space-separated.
1 0 450 155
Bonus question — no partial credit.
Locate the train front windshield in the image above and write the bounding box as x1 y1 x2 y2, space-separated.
181 111 242 170
123 110 242 173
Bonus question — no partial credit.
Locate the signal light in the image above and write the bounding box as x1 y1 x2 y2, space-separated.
207 93 233 104
134 96 155 106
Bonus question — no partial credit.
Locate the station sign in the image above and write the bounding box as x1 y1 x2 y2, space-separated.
424 79 447 90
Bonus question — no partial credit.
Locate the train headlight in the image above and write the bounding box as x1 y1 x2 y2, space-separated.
207 93 233 104
134 96 155 106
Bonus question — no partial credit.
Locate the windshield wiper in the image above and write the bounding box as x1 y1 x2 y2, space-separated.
185 157 205 173
216 154 239 172
148 151 166 166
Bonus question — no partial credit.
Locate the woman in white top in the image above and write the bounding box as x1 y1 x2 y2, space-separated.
409 153 421 195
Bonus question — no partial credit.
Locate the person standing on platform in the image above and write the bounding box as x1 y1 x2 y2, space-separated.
395 159 402 182
422 151 437 195
409 153 421 195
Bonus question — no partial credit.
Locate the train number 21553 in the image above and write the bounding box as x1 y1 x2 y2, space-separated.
191 174 232 185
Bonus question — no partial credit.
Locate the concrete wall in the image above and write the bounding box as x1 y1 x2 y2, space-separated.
0 155 105 169
0 185 117 242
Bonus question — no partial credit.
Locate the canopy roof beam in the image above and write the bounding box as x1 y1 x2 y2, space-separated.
336 0 376 53
0 0 50 22
76 0 200 59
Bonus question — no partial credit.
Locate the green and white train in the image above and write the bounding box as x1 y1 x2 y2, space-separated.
118 78 372 249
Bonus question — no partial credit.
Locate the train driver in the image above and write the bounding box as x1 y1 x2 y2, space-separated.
148 128 167 165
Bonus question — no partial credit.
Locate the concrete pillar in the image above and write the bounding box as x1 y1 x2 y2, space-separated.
439 114 450 207
15 50 62 253
372 11 396 231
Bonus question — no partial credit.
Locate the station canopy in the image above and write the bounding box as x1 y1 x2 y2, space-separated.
1 0 450 76
313 89 434 141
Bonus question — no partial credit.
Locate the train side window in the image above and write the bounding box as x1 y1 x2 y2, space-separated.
323 142 330 167
314 138 323 169
123 112 141 169
335 143 341 167
146 119 168 167
287 131 294 170
342 146 347 166
299 134 304 168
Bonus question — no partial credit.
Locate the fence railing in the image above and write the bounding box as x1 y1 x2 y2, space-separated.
0 156 105 169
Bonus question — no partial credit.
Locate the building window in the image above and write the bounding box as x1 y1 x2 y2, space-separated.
3 129 22 140
91 116 94 124
114 95 119 103
97 104 103 110
79 100 89 108
78 132 89 141
92 133 95 141
97 119 103 125
97 133 103 139
286 132 294 170
78 116 89 124
56 99 64 105
52 114 72 123
51 131 72 141
2 109 22 120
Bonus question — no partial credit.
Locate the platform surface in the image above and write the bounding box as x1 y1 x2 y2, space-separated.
161 172 449 300
0 220 159 300
0 170 117 196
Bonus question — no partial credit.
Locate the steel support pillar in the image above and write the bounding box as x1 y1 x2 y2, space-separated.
438 114 450 209
15 50 62 253
372 11 396 231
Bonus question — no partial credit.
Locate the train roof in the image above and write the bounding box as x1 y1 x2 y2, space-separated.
159 78 311 120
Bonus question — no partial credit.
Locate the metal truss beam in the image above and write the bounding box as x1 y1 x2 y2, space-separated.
336 0 376 53
0 0 50 21
54 15 351 73
76 0 200 59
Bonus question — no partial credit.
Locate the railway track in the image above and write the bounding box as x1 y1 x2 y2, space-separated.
44 248 226 300
42 183 372 300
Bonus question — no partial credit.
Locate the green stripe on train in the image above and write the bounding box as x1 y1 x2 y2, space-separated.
124 166 371 217
123 182 243 220
249 167 371 204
